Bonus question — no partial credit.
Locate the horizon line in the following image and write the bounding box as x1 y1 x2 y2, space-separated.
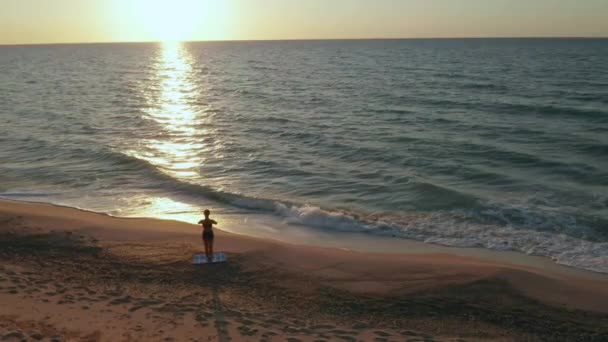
1 36 607 47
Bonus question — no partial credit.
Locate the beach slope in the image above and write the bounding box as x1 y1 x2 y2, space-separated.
1 199 607 341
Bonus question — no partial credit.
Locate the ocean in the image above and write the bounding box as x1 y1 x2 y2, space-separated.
1 38 607 273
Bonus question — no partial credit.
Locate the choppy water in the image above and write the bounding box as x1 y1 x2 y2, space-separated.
1 39 607 272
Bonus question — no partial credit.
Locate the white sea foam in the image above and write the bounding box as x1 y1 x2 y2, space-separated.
230 199 608 274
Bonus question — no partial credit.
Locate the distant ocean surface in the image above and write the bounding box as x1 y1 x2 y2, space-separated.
1 39 607 272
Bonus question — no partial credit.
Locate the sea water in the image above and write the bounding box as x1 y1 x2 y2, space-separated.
1 39 607 272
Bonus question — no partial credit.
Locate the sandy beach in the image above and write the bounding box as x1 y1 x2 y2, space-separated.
1 199 607 342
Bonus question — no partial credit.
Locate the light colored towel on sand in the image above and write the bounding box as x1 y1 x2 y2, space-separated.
193 252 228 264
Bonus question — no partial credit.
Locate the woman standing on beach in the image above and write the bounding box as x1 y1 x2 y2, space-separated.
198 209 217 262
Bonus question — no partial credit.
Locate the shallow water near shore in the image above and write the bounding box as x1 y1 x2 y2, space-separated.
1 38 607 273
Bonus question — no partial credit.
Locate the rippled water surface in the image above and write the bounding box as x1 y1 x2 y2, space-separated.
1 39 607 272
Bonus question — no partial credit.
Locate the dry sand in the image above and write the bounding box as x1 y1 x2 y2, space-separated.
1 199 607 341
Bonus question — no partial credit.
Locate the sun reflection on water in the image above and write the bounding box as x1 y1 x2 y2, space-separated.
121 42 221 221
128 41 207 179
126 196 202 223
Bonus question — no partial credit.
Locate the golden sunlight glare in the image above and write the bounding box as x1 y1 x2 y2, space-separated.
128 0 225 42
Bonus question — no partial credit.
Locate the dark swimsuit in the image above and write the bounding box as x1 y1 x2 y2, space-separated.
202 220 214 241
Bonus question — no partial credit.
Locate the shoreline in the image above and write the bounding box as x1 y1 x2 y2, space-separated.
2 197 606 280
2 198 608 341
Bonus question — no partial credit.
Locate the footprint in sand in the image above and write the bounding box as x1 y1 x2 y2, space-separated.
310 324 335 330
236 325 258 336
351 322 368 330
2 331 26 341
331 329 357 336
238 319 256 326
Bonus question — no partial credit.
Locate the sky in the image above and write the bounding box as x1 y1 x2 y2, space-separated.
1 0 607 44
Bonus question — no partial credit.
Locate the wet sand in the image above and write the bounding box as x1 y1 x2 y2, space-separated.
1 199 608 341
